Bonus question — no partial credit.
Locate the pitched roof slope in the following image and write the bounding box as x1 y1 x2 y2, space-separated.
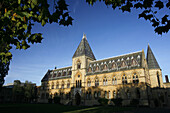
73 34 96 60
146 44 160 69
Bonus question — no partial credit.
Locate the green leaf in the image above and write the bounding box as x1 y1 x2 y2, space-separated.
41 20 46 26
18 0 21 4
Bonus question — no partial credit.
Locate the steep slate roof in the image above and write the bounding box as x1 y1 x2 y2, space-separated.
87 51 143 75
73 34 96 60
146 44 160 69
41 70 51 82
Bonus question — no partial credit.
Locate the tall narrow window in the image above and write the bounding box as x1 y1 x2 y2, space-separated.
56 82 59 89
104 91 107 99
95 78 99 87
112 76 117 85
103 77 107 86
77 62 81 69
61 82 64 89
157 72 160 87
122 74 127 84
67 81 70 88
113 91 116 99
87 79 91 87
109 91 111 99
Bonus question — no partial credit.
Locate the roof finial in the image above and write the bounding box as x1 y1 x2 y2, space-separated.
82 33 87 39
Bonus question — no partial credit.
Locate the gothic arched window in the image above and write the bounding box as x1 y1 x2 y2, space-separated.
95 78 99 87
87 79 91 87
112 76 117 85
103 77 107 86
133 73 139 84
122 74 127 84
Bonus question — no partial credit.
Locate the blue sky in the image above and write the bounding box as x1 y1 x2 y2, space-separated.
4 1 170 86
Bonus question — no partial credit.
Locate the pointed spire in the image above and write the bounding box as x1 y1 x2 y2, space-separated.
73 34 96 60
82 33 87 39
146 44 160 69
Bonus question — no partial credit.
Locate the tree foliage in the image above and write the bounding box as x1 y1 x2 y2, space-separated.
86 0 170 35
0 0 73 87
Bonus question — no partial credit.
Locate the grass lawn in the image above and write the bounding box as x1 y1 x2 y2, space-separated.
0 104 133 113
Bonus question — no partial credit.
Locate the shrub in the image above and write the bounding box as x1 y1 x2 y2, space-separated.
98 98 109 105
53 96 61 104
111 98 122 106
130 99 139 107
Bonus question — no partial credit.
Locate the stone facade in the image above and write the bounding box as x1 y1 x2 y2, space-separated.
39 34 169 106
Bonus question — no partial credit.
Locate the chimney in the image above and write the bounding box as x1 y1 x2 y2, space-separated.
165 75 169 83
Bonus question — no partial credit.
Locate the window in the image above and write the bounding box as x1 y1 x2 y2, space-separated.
95 66 99 71
88 67 92 72
67 81 70 88
133 73 139 84
109 91 111 99
103 77 107 86
112 63 117 69
94 91 98 99
113 91 116 99
51 82 54 89
121 61 127 68
77 62 81 69
104 91 107 99
53 73 56 78
103 64 107 70
58 73 61 77
131 59 138 66
157 72 160 87
62 72 66 76
112 76 117 85
68 71 72 75
87 79 91 87
117 90 120 98
95 78 99 87
76 80 81 88
61 82 64 89
56 82 59 89
122 74 127 84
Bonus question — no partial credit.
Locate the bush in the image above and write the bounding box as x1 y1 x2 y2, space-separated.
111 98 122 106
53 96 61 104
130 99 139 107
98 98 109 105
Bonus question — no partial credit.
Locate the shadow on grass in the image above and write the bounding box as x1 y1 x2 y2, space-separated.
0 104 134 113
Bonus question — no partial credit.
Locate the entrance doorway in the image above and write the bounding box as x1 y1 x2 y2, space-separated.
75 92 81 105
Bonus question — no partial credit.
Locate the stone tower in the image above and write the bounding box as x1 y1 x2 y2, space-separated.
146 44 163 87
